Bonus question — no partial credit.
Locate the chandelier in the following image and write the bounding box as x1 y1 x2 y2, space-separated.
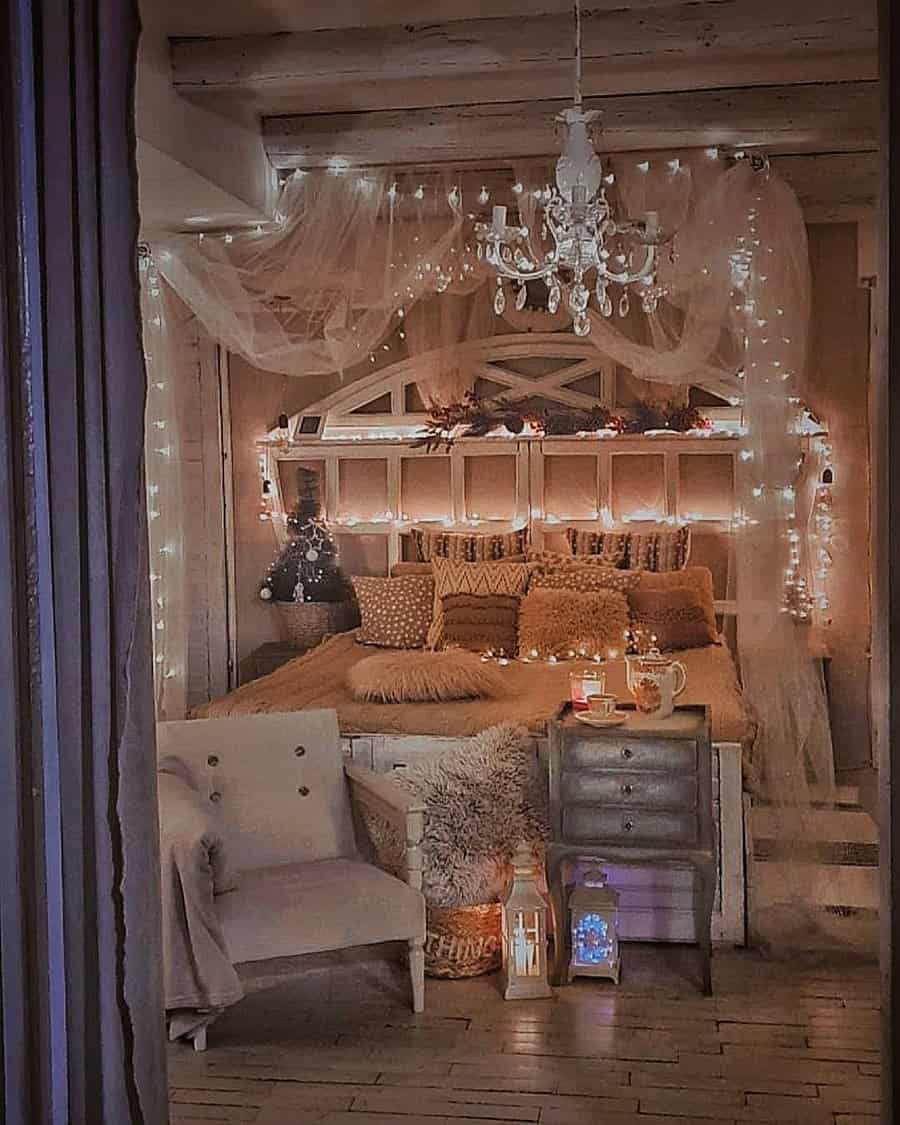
474 0 662 336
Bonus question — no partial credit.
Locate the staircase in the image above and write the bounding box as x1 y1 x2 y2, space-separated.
745 780 879 954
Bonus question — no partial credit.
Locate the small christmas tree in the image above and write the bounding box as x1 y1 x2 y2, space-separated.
260 468 349 604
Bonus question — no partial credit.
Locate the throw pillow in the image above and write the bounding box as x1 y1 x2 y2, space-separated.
563 529 628 566
440 593 520 655
518 587 630 660
427 557 531 651
412 526 527 563
628 584 719 651
391 557 525 577
530 563 641 596
566 525 691 571
347 649 510 703
390 561 434 576
351 575 434 649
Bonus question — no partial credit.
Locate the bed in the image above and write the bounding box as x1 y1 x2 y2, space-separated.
195 631 751 946
195 629 754 745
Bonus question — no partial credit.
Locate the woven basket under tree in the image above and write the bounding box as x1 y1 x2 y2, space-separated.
425 903 502 979
260 466 357 650
275 599 358 651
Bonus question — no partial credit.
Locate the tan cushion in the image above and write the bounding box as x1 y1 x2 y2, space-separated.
217 859 425 963
530 563 641 596
391 557 525 578
427 558 531 650
518 587 630 660
634 564 715 600
390 561 434 576
566 525 691 571
412 526 527 563
628 585 719 651
351 574 433 648
440 593 519 654
347 649 510 703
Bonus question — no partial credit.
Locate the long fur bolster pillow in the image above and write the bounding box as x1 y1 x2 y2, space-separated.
347 648 511 703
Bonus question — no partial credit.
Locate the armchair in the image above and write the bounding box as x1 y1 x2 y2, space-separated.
156 710 426 1051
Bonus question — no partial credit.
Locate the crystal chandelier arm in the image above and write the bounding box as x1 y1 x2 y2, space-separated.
600 242 658 286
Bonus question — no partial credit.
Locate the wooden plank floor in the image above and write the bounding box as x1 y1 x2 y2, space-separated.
168 944 880 1125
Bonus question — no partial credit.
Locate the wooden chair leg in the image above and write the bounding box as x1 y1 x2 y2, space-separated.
409 937 425 1013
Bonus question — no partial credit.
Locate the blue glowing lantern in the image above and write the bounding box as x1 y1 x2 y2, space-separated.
568 868 620 983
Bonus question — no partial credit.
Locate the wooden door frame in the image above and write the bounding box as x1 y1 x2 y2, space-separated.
879 2 898 1122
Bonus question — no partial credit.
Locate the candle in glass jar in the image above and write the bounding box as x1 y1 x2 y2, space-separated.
570 669 606 711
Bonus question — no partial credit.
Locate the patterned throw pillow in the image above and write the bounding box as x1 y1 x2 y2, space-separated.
628 583 718 651
427 558 530 652
566 525 691 572
518 587 630 661
562 530 628 566
530 564 640 596
351 575 434 649
412 526 527 563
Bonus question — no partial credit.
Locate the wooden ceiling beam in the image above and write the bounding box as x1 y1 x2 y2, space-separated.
162 0 696 38
172 3 876 118
263 82 879 170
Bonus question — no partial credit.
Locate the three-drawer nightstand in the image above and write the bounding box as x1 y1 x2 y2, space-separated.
547 704 715 994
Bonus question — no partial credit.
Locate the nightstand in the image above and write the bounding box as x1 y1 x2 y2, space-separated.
547 704 715 994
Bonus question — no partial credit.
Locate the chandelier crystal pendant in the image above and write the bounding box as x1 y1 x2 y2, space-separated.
474 0 662 336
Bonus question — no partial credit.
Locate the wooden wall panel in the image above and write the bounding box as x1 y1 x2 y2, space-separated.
805 224 873 772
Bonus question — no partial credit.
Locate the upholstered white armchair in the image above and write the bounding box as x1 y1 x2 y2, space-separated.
156 710 426 1050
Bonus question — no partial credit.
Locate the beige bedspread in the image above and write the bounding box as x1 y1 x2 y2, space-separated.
197 632 755 745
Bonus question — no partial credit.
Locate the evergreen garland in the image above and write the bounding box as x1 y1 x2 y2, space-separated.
413 391 710 452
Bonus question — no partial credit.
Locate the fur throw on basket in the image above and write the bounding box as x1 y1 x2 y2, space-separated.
363 723 549 908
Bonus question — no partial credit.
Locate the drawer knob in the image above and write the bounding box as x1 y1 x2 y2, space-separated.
207 754 219 767
623 819 634 832
297 785 310 797
294 745 306 757
621 783 634 797
621 746 634 760
209 791 221 803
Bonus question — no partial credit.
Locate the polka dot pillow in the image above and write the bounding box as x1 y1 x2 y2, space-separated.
351 575 435 649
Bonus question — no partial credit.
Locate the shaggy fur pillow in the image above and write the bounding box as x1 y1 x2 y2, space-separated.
361 724 549 907
346 648 510 703
518 586 630 660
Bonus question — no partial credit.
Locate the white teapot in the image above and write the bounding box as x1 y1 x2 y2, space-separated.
625 648 687 719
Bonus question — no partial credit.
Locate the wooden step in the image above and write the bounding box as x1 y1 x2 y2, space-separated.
745 794 879 951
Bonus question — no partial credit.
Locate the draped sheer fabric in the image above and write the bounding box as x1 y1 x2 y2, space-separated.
146 153 842 952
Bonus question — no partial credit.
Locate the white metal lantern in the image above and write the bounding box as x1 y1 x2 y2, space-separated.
568 867 621 983
501 842 552 1000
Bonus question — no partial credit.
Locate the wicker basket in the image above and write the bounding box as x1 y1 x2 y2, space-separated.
425 903 502 979
275 600 357 650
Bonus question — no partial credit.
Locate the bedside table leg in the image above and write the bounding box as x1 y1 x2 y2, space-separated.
546 848 569 986
695 861 715 996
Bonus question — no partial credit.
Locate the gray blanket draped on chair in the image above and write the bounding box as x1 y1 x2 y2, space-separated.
157 757 243 1041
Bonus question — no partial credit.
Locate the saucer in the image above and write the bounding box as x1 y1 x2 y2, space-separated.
575 710 628 728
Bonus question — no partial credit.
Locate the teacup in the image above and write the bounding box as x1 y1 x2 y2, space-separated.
588 694 618 718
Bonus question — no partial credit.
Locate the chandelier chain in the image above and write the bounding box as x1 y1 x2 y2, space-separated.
574 0 583 109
